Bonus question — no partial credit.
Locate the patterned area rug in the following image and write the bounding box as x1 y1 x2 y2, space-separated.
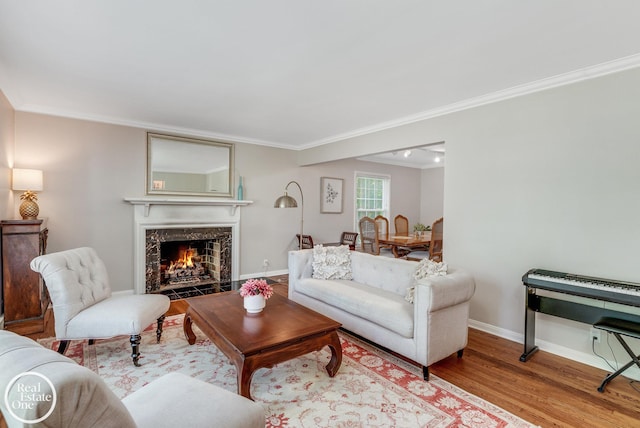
39 316 537 428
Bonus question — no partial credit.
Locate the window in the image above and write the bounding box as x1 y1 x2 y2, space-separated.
354 172 390 230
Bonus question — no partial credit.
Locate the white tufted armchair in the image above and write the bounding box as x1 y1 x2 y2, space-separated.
30 247 170 366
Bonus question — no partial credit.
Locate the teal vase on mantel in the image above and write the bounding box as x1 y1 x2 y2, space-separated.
237 176 244 200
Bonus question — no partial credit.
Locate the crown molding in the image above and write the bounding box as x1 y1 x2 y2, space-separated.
12 53 640 151
14 104 293 149
304 53 640 148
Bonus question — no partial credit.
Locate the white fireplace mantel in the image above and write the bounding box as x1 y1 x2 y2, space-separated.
124 196 253 216
125 196 251 294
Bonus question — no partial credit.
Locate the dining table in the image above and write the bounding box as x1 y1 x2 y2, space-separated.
378 232 431 258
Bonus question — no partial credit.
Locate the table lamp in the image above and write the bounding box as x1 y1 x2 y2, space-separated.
12 168 43 220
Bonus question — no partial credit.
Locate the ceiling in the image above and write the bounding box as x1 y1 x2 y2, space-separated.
358 143 446 170
1 1 640 168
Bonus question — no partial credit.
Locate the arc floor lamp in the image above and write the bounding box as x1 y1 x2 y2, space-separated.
273 180 304 250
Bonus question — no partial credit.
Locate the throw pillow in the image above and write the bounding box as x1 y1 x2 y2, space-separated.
312 245 353 280
406 259 449 303
413 258 448 280
405 287 415 304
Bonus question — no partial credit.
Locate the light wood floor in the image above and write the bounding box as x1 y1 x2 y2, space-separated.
18 275 640 427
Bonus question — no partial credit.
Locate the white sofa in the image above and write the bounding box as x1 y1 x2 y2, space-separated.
288 248 476 379
0 330 265 428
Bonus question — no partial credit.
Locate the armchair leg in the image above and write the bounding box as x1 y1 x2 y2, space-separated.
57 340 69 355
457 349 464 358
156 315 166 343
423 366 429 381
130 334 141 367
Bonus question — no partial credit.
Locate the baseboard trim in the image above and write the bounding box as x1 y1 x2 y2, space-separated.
468 318 640 381
240 269 289 280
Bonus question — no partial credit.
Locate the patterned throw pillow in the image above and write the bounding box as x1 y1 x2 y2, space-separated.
405 258 449 303
413 258 448 280
312 245 353 280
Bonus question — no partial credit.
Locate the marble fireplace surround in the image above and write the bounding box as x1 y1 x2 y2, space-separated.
125 197 252 295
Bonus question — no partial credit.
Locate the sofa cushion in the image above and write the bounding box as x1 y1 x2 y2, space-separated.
65 294 170 339
122 372 265 428
296 278 414 338
312 245 353 280
350 251 417 295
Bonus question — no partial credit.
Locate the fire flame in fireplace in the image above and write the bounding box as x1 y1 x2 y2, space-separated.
170 248 196 270
166 248 204 278
165 247 208 284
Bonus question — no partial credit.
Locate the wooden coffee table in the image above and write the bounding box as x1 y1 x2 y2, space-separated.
183 291 342 400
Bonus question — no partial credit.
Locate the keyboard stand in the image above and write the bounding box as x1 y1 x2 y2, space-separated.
593 317 640 392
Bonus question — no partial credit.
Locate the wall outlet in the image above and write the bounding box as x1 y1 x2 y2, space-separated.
590 327 602 343
262 259 270 268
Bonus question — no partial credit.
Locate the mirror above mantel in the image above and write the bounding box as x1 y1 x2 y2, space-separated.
147 132 235 197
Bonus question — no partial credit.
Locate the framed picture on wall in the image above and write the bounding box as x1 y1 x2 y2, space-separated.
320 177 343 214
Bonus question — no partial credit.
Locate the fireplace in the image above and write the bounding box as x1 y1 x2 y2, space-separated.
126 197 251 296
145 226 232 293
162 242 214 285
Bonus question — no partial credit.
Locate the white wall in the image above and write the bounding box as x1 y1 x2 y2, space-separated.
445 68 640 350
0 90 13 219
11 112 422 292
298 67 640 373
11 67 638 373
11 113 298 288
420 167 444 227
292 158 422 244
0 90 15 321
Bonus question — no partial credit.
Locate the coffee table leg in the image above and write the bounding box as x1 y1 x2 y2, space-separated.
237 361 255 401
183 312 196 345
325 331 343 377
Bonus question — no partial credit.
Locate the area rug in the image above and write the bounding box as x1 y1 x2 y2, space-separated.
39 316 536 428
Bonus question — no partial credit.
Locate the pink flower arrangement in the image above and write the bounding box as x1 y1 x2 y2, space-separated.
239 278 274 300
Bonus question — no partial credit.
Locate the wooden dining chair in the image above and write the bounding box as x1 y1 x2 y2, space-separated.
358 217 380 255
295 234 314 249
339 231 359 250
429 217 444 262
394 215 409 236
406 217 443 261
374 215 389 237
374 215 394 253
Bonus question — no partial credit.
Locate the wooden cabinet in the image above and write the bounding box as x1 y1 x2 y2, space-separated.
1 219 49 334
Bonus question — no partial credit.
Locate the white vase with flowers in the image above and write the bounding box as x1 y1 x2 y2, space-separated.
239 279 274 313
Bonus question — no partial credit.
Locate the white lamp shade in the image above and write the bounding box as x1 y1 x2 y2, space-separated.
12 169 43 192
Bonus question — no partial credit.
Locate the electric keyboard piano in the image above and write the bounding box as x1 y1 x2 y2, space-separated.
520 268 640 362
